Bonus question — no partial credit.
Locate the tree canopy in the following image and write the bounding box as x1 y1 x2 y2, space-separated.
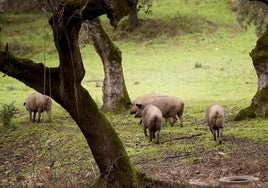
230 0 268 36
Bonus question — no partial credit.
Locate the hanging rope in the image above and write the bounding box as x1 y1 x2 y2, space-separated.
36 0 82 122
41 1 52 122
54 2 81 121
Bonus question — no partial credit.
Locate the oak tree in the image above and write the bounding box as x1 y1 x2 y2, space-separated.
0 0 139 186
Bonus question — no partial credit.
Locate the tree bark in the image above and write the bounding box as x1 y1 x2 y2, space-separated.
235 24 268 120
0 0 140 187
128 0 139 31
249 0 268 5
87 18 131 112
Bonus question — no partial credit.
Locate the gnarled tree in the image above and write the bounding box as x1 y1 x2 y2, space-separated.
0 0 140 187
235 23 268 120
87 18 130 112
233 0 268 120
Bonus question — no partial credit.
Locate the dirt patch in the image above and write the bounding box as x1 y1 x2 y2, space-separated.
0 138 35 187
135 136 268 187
1 132 268 187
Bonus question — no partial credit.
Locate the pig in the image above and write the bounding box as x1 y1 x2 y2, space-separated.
24 93 52 122
135 96 184 127
126 93 164 115
205 104 226 144
136 104 162 144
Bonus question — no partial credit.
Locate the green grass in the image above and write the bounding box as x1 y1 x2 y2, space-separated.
226 118 268 143
0 0 267 186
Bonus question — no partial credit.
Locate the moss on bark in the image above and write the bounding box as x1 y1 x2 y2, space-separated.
236 25 268 121
250 25 268 64
234 106 256 121
235 87 268 120
252 87 268 117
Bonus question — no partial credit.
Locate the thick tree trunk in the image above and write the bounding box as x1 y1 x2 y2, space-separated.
0 0 140 187
48 3 139 187
87 18 131 112
235 25 268 120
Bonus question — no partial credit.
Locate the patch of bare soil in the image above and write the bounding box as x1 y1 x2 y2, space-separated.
0 137 35 187
0 133 268 187
135 136 268 187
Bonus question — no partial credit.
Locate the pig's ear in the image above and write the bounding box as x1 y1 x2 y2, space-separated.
136 104 142 108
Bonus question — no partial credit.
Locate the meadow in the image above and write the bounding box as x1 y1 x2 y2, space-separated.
0 0 267 187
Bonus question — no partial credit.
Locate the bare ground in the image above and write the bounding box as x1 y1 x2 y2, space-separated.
136 136 268 187
1 131 268 187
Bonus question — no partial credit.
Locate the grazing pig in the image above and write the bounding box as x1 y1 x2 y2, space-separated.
135 96 184 127
205 104 226 144
24 93 52 122
126 93 164 115
136 104 162 144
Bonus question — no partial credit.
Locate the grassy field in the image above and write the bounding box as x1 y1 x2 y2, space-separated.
1 0 267 187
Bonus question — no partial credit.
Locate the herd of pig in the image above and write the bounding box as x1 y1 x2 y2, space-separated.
23 92 226 144
126 93 226 144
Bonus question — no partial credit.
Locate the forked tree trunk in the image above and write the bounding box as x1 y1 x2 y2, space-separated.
0 1 140 187
47 4 140 188
235 25 268 120
87 18 131 112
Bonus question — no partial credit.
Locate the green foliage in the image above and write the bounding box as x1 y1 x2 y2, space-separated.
0 101 18 130
138 0 153 15
229 0 268 37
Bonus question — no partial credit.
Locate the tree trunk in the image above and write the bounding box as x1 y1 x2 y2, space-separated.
0 0 140 187
128 0 139 31
87 18 131 112
235 24 268 120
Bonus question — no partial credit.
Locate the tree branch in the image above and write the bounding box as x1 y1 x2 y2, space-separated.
0 50 59 96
